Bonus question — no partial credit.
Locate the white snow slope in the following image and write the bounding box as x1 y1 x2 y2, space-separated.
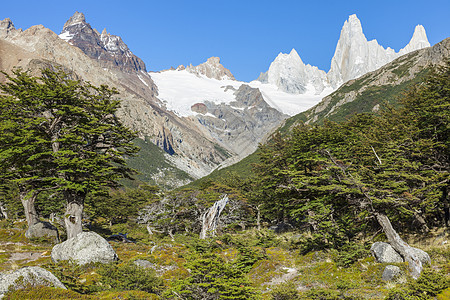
151 69 332 117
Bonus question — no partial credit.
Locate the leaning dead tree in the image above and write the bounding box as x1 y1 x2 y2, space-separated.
199 195 229 239
324 149 429 279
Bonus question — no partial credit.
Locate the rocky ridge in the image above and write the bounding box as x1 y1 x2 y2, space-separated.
182 56 235 80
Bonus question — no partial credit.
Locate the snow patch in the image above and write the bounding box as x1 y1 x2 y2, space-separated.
151 70 333 117
58 31 74 42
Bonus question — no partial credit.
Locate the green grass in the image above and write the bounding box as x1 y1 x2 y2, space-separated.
185 148 260 188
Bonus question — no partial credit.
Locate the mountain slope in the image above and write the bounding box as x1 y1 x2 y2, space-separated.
302 37 449 125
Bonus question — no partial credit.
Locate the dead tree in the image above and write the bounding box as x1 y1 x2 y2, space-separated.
199 195 229 239
324 149 428 279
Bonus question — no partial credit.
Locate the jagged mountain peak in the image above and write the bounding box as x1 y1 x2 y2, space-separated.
344 14 364 34
264 48 327 95
58 12 146 73
327 15 430 88
399 25 430 55
0 18 14 30
63 11 86 29
185 56 235 80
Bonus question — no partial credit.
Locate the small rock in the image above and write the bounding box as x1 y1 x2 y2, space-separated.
370 242 403 263
382 265 402 281
0 266 65 297
133 259 155 269
51 231 118 265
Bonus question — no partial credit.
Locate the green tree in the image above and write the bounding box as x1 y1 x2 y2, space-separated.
166 252 259 300
252 62 450 278
0 68 139 239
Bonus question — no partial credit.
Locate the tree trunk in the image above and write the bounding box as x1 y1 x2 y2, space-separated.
0 202 8 219
64 192 85 240
256 204 261 231
375 212 423 279
199 195 228 239
20 190 40 227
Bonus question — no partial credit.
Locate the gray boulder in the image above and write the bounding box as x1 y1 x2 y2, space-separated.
411 247 431 265
382 265 402 281
0 266 65 298
51 231 118 265
25 221 59 241
370 242 403 263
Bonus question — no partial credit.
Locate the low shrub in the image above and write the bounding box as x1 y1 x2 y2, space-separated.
386 268 450 300
270 281 299 300
98 262 163 294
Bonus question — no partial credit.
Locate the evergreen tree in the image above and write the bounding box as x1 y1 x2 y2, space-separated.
0 68 138 239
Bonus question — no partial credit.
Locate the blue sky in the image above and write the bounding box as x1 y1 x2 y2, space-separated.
1 0 449 81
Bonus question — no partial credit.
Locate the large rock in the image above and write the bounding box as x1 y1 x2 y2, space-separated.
382 265 402 281
370 242 432 266
411 246 431 265
25 221 59 241
370 242 403 263
0 266 65 297
51 231 118 265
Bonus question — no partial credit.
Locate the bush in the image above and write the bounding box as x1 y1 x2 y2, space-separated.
270 281 298 300
98 262 163 294
166 252 259 299
386 268 450 300
335 242 369 267
43 261 101 294
4 286 90 299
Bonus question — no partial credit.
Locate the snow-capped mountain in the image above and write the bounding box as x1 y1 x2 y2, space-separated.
259 14 430 95
258 49 327 95
152 58 332 117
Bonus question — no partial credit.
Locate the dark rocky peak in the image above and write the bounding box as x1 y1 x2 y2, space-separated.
0 18 15 31
62 11 86 29
59 12 147 73
0 18 21 38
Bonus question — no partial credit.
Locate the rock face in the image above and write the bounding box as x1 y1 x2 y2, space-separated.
0 266 66 297
260 49 327 94
51 231 118 265
185 57 235 80
193 84 287 160
382 265 402 281
59 12 146 73
327 14 430 88
25 221 59 241
370 242 404 263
